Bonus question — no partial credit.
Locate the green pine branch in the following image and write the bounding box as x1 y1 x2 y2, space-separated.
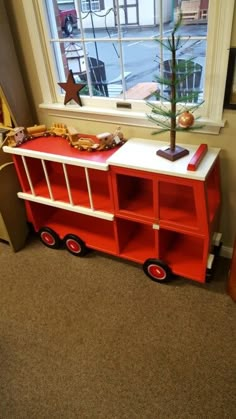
173 11 183 33
154 38 174 52
148 123 205 134
152 128 171 135
146 102 178 119
174 92 202 104
154 75 175 87
155 34 185 53
147 112 172 127
174 57 197 71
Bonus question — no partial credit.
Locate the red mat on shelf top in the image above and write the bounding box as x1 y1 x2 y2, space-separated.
19 135 119 163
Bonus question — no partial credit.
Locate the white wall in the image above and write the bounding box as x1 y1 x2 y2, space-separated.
139 0 172 26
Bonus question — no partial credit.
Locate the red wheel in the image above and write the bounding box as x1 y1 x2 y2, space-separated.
63 234 87 257
38 227 61 249
143 259 172 283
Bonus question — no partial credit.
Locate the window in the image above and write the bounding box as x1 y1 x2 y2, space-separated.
81 0 104 12
24 0 235 133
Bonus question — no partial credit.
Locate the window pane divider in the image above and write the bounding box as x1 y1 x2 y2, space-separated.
50 36 207 43
76 0 93 96
159 0 164 101
114 0 127 99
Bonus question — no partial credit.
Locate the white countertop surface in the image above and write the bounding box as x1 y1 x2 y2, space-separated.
107 138 220 180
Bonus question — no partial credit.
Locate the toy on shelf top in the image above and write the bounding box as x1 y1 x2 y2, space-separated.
4 124 51 147
68 126 126 151
3 123 127 152
4 126 25 147
68 136 99 152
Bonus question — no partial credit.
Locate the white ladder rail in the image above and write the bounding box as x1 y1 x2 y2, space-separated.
62 163 74 205
41 159 54 201
84 167 94 211
21 156 36 196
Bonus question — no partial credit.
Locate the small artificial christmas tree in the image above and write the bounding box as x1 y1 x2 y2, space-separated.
147 11 203 161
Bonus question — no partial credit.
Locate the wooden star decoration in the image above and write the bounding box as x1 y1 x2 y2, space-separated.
58 70 86 106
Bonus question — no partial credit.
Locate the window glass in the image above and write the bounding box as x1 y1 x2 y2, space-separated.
45 0 209 103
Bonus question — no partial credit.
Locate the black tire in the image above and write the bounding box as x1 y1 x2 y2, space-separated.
64 18 73 36
143 258 172 283
63 234 87 256
38 227 61 249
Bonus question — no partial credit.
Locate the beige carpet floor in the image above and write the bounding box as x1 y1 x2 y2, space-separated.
0 233 235 419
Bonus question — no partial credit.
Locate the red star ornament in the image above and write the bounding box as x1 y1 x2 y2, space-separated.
58 70 86 106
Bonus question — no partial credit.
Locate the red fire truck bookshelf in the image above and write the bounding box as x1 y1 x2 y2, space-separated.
3 136 221 283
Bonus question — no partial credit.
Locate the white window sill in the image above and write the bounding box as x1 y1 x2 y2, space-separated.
39 102 225 135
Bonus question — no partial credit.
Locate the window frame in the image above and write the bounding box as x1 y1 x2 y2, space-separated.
22 0 235 134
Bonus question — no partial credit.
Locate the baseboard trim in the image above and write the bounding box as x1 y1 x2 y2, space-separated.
220 245 233 259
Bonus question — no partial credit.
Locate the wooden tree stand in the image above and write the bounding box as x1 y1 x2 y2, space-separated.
157 145 189 161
